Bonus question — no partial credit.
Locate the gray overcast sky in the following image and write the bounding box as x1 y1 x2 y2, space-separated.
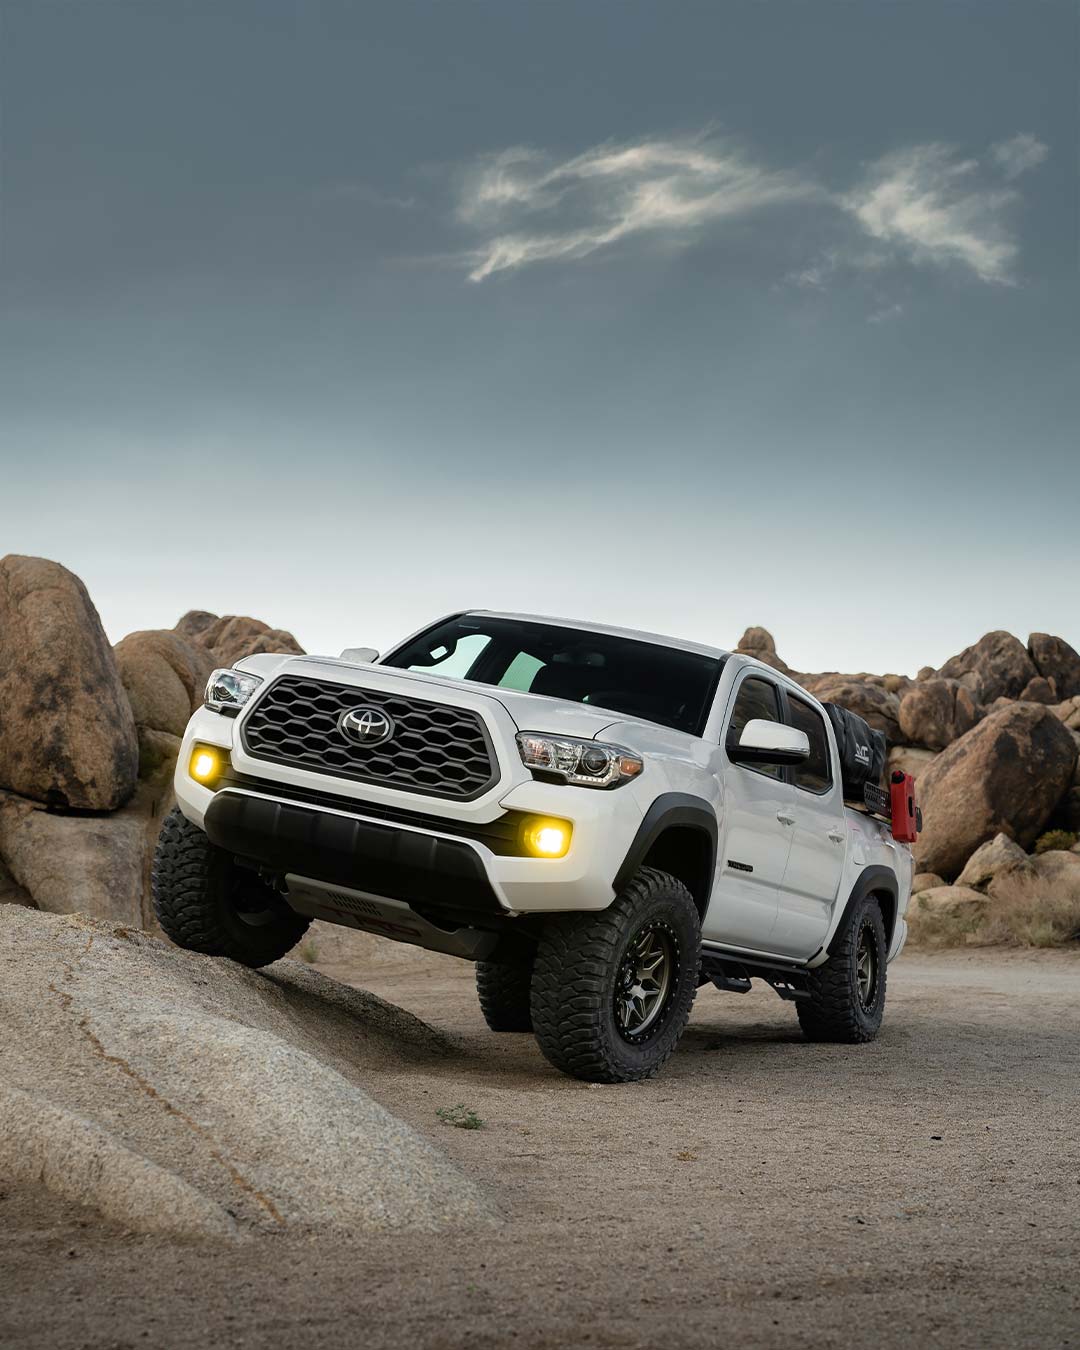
1 0 1076 676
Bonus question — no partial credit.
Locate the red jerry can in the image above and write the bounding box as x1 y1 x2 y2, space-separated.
890 771 918 843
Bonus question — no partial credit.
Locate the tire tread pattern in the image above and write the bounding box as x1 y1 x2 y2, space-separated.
151 806 308 968
530 868 700 1083
475 960 534 1032
797 895 886 1044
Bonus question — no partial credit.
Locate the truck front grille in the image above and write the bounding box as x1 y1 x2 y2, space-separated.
240 675 499 800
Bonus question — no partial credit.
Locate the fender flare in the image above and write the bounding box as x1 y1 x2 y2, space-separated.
826 864 899 956
612 792 718 907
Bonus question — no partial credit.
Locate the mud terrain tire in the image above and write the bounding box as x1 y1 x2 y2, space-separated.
476 959 534 1032
797 892 887 1043
152 806 309 968
530 868 700 1083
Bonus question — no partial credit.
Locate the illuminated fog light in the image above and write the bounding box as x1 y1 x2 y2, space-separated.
189 746 222 785
524 818 572 858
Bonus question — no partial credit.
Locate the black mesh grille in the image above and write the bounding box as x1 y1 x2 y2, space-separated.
240 675 499 800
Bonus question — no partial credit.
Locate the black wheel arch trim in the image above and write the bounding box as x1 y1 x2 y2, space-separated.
612 792 718 910
828 865 898 954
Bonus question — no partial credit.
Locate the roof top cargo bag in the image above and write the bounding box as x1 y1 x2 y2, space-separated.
822 703 886 799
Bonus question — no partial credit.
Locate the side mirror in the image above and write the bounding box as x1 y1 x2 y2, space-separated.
339 646 380 665
729 719 810 766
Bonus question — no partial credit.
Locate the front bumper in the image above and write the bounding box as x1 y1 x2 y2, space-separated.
175 706 644 917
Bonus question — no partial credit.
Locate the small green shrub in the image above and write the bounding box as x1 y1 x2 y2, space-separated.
297 937 320 964
435 1103 485 1130
1033 830 1078 855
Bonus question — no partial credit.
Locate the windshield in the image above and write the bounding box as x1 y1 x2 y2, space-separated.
381 615 724 736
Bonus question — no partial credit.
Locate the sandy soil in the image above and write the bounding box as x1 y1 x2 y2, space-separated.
2 933 1078 1349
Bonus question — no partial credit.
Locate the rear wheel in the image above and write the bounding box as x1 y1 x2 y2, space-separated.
530 868 701 1083
476 958 534 1032
797 893 887 1043
151 806 309 968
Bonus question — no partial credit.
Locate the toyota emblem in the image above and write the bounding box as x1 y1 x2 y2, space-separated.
339 706 395 747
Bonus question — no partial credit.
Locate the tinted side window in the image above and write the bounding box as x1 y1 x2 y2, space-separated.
789 695 832 794
726 677 783 780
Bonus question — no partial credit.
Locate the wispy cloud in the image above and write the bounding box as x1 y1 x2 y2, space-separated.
458 135 819 282
455 130 1046 289
843 144 1020 284
991 132 1049 180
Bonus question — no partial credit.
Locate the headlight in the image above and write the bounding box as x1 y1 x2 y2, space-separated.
204 668 263 716
516 732 644 789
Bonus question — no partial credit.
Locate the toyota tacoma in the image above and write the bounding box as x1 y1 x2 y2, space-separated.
153 611 919 1082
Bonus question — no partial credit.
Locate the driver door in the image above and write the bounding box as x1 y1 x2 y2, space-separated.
704 672 796 951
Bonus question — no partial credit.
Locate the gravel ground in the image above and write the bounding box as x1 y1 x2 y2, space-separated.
2 933 1078 1349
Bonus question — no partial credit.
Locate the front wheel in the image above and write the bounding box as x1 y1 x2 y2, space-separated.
152 806 310 968
530 868 701 1083
797 893 887 1043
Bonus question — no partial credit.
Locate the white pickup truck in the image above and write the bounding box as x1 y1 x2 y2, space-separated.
154 611 917 1082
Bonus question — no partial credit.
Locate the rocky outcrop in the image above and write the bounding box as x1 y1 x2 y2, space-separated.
911 885 988 918
0 907 488 1239
898 679 983 751
198 615 304 668
914 704 1078 879
911 871 945 893
734 626 792 675
936 630 1038 704
0 561 303 925
1028 633 1080 700
115 630 217 741
955 833 1031 890
173 609 219 643
0 556 138 810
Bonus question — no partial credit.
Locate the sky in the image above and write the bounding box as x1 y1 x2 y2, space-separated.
1 0 1077 677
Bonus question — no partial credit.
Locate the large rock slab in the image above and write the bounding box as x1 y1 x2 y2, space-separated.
0 555 138 810
955 832 1031 890
114 629 216 740
913 703 1078 879
936 630 1038 704
898 678 983 750
1028 633 1080 700
0 791 147 926
912 884 988 918
0 907 489 1240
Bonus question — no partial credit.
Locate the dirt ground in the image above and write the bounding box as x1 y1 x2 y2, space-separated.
2 935 1078 1349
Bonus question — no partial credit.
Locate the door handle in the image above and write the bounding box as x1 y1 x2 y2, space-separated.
776 809 796 826
827 828 845 844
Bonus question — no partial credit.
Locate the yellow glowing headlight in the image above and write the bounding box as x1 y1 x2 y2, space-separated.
189 746 223 785
523 817 572 858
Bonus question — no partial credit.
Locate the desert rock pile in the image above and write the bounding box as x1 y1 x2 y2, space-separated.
742 626 1080 883
0 906 491 1239
0 554 303 926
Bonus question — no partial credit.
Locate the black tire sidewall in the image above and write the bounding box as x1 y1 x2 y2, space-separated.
847 897 887 1033
600 885 699 1076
